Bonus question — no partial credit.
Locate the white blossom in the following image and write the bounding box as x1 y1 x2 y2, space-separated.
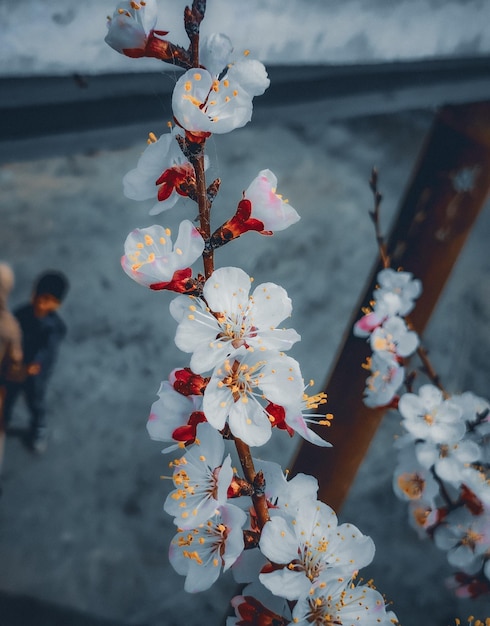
170 266 300 374
259 500 375 600
292 577 398 626
375 268 422 316
398 385 466 444
434 506 490 574
121 221 204 290
203 351 304 447
164 423 233 528
169 503 246 593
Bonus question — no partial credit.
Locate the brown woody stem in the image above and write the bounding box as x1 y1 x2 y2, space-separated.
193 153 214 278
182 0 265 535
369 167 390 269
184 5 214 279
370 171 448 398
415 343 448 398
234 437 270 530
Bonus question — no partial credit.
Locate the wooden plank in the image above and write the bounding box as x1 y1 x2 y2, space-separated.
288 101 490 511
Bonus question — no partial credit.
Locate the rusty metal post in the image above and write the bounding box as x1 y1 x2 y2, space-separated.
289 101 490 512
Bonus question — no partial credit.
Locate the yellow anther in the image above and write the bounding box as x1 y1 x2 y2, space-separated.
147 131 158 144
193 72 202 81
183 94 202 107
144 235 153 246
159 237 166 245
175 247 183 255
184 81 192 92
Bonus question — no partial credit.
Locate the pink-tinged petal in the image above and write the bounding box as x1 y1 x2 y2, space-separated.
245 169 300 232
105 1 158 55
105 17 146 54
121 221 203 290
353 311 384 337
284 408 332 447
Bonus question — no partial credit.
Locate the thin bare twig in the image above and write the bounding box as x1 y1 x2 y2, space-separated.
369 167 390 269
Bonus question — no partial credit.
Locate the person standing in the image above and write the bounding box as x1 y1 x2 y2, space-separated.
0 263 23 479
3 270 69 454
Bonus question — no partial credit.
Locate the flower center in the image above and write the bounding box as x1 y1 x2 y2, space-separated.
397 472 425 499
219 358 264 402
412 505 432 527
461 529 483 550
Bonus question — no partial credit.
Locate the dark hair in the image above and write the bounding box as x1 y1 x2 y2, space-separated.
34 270 70 302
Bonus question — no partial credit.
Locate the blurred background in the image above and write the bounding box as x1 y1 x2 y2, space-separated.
1 1 490 624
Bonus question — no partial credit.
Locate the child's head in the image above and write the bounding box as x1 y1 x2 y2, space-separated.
32 270 69 317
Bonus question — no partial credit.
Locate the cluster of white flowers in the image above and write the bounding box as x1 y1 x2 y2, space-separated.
355 264 490 598
394 385 490 598
107 1 401 623
354 267 422 408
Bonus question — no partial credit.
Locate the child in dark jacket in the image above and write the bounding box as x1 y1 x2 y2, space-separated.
3 270 69 453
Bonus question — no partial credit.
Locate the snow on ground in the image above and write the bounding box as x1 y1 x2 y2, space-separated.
0 0 489 77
